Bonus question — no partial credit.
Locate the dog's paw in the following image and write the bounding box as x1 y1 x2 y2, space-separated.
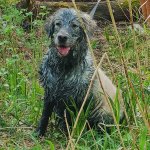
35 128 46 137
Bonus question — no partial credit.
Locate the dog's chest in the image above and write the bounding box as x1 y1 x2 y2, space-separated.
40 52 94 102
54 70 90 99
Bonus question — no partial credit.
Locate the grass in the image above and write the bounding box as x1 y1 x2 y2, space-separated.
0 1 150 149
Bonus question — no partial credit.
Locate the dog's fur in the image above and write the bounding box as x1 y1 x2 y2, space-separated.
36 8 124 136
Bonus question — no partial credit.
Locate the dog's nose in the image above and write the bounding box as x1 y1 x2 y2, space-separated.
58 35 68 42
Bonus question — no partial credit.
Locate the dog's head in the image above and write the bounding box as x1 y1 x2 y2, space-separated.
45 8 96 57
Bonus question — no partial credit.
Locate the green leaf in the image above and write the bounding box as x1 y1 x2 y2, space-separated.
46 140 55 150
139 127 148 150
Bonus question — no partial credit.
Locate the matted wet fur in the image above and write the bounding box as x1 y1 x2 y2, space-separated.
36 8 124 136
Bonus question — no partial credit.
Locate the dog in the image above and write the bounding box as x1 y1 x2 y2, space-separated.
36 8 124 136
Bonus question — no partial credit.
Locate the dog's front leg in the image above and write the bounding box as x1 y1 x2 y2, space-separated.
36 99 54 136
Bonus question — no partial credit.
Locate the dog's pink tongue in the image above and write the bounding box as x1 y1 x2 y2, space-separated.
57 47 70 56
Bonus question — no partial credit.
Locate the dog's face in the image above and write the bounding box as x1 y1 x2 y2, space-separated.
53 9 83 57
45 8 96 57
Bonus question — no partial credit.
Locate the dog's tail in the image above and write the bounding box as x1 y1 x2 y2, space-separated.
89 0 101 19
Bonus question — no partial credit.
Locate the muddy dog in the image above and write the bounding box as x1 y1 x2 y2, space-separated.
36 8 124 136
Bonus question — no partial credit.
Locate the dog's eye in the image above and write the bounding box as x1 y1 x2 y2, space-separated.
55 22 61 27
72 23 78 29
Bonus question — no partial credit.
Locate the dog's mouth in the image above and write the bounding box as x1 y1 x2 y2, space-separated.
56 46 71 56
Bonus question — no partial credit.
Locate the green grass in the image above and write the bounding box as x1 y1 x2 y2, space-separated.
0 1 150 150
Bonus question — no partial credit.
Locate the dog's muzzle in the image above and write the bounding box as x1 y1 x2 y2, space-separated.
55 32 71 57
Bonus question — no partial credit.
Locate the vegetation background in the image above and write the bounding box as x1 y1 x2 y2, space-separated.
0 0 149 149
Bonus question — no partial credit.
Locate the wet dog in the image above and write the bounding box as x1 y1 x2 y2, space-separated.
36 8 124 136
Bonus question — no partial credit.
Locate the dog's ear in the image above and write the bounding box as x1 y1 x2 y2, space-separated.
45 16 54 38
81 13 97 36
